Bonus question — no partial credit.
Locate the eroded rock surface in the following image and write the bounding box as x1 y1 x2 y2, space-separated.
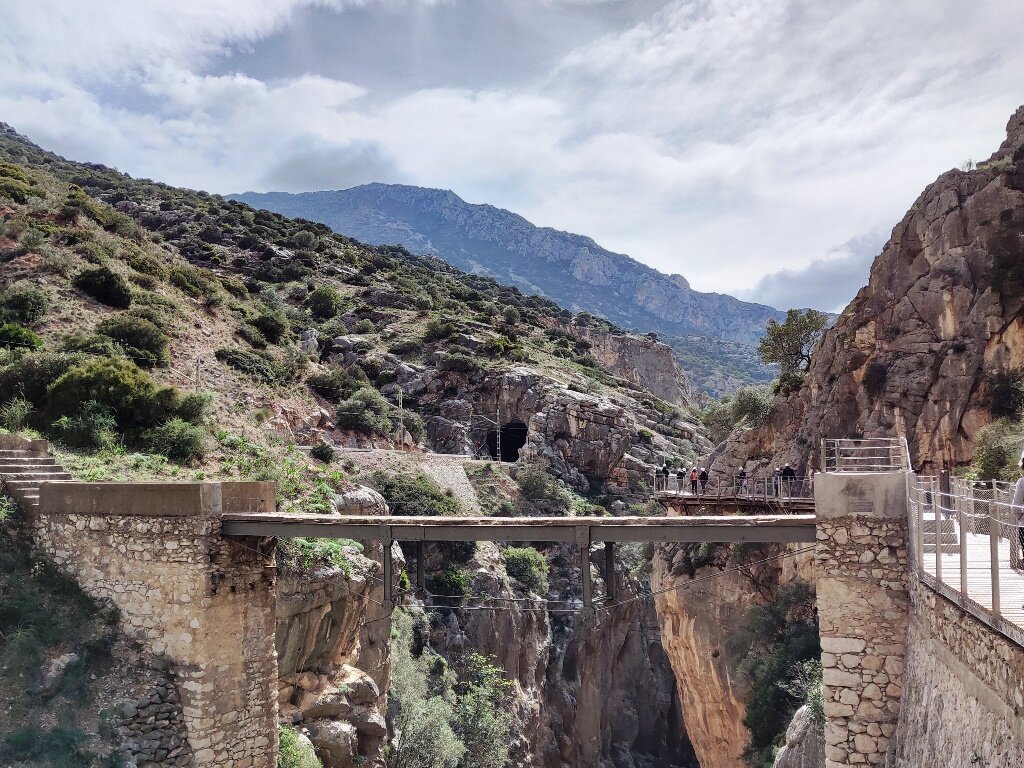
715 104 1024 475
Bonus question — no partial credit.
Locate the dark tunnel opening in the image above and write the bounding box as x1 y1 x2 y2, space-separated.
484 422 528 462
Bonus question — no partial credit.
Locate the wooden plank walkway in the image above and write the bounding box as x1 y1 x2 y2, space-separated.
221 512 818 543
654 492 815 515
922 521 1024 632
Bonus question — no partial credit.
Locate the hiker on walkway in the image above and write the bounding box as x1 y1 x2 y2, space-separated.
690 467 699 495
773 467 782 497
675 467 686 494
737 468 747 494
1013 452 1024 567
699 468 709 494
781 463 797 497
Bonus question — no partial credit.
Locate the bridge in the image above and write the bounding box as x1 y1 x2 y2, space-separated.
223 511 816 609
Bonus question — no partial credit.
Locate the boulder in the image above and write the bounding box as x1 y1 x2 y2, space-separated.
28 652 80 698
306 720 358 768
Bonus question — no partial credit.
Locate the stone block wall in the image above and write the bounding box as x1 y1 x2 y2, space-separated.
814 472 910 767
32 482 279 768
885 563 1024 766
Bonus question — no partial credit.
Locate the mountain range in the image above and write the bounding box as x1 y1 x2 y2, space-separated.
231 184 784 394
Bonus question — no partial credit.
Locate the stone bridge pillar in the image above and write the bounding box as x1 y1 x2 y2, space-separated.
814 472 912 767
33 482 279 768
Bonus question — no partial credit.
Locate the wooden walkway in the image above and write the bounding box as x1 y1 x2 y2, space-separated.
922 520 1024 634
654 492 815 515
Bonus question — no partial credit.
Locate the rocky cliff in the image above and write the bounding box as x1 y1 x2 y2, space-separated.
714 104 1024 476
652 543 816 768
231 184 784 349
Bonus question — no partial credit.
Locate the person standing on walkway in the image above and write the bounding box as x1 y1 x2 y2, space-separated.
737 468 747 494
699 467 709 494
690 467 699 495
781 464 797 497
676 467 686 494
1013 451 1024 568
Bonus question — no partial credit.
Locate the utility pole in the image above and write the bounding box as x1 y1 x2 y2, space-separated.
194 356 203 393
397 386 405 450
496 402 502 463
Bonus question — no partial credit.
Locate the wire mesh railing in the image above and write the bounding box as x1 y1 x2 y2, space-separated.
821 437 911 473
908 474 1024 646
651 473 814 501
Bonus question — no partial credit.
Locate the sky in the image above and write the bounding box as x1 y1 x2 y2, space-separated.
1 0 1022 313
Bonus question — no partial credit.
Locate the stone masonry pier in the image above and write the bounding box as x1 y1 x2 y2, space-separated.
30 481 279 767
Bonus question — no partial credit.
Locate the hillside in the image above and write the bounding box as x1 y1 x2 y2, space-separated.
231 184 780 394
714 103 1024 477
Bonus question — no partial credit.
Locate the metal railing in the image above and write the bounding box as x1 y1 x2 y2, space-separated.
652 473 814 501
908 473 1024 647
821 437 911 473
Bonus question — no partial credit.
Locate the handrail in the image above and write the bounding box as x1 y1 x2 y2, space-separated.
908 474 1024 648
821 437 910 473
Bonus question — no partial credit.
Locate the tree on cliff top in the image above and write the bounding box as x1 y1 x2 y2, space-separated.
757 309 828 377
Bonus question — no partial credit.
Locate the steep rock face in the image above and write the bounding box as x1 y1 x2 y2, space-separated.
231 184 783 346
653 544 815 768
715 104 1024 475
424 541 696 768
567 320 694 407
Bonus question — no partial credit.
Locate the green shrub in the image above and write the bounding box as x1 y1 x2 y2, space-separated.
0 323 41 351
428 564 471 597
52 400 118 450
0 726 96 767
46 357 178 431
0 396 32 431
987 367 1024 419
0 282 48 325
971 418 1024 481
278 724 322 768
352 318 375 334
308 365 369 400
252 305 290 343
424 318 456 342
370 470 461 516
178 391 214 424
73 266 132 308
215 347 287 384
143 418 208 462
503 547 548 595
0 350 84 405
336 386 395 437
238 322 268 348
279 538 358 575
169 264 221 302
514 462 572 514
308 285 345 320
123 248 169 280
311 440 334 464
0 176 34 204
434 540 477 564
95 314 169 367
437 351 480 373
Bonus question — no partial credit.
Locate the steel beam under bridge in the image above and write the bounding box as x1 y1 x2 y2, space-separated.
224 512 816 614
221 512 817 544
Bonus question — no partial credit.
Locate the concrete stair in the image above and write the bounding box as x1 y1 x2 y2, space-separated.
0 443 71 515
922 514 960 554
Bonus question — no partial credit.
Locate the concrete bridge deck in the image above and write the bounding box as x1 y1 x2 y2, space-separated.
221 512 818 544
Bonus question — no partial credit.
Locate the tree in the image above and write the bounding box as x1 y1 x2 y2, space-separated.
757 309 828 376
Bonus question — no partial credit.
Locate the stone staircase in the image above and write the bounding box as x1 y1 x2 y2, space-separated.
0 436 71 515
922 513 960 554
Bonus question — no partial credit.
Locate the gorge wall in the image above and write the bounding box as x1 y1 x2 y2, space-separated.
716 103 1024 476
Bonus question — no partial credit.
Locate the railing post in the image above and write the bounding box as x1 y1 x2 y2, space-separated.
990 511 1001 617
934 477 944 585
915 480 925 574
957 483 967 598
604 541 615 602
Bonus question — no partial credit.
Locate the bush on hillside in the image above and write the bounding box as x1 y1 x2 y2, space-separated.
503 547 548 595
251 305 289 344
52 400 118 450
0 323 41 351
0 351 85 405
308 365 369 400
971 418 1024 481
0 283 48 325
308 285 345 320
169 264 221 303
95 314 169 367
370 470 461 517
73 266 132 308
45 356 178 431
514 462 573 515
143 418 208 463
122 248 169 281
177 391 214 425
0 396 33 431
215 347 287 384
311 440 334 464
427 564 471 597
335 386 395 438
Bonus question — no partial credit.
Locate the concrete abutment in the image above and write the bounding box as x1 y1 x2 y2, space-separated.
31 481 279 768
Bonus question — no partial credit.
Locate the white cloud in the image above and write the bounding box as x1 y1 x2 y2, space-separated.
0 0 1021 308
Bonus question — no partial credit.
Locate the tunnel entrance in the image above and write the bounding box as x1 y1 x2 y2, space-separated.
484 422 528 462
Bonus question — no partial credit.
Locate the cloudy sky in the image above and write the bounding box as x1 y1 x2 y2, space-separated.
1 0 1022 312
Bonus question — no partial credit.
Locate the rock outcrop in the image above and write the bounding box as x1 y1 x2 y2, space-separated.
771 706 824 768
652 543 815 768
715 104 1024 475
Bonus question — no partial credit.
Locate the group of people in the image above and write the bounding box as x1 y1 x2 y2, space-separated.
654 462 804 497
